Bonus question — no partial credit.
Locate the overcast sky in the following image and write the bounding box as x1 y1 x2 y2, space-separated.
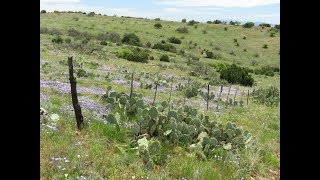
40 0 280 24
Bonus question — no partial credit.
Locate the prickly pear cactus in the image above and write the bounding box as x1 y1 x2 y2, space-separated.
149 107 159 119
148 140 161 155
119 96 127 106
105 113 120 131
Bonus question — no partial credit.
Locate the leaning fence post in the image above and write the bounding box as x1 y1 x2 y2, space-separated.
129 72 134 99
233 86 238 102
68 56 84 130
153 83 158 105
226 85 231 107
206 83 210 111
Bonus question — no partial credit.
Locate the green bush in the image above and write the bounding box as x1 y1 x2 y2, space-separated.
204 50 221 59
154 23 162 29
263 44 268 49
41 10 46 14
160 54 170 62
152 42 177 53
259 23 271 27
68 28 90 38
168 37 182 44
219 64 254 86
252 86 280 107
106 32 121 43
87 12 95 17
52 36 63 44
224 27 228 31
176 26 188 33
155 18 160 21
47 28 63 35
100 41 108 46
122 33 142 46
242 22 255 28
150 56 154 60
116 48 149 63
213 20 223 24
182 19 187 23
187 20 198 26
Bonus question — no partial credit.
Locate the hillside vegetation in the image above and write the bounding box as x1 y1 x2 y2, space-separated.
40 12 280 179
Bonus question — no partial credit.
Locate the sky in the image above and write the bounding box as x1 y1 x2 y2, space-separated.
40 0 280 24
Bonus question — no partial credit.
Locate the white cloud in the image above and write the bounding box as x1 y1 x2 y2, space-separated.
156 0 279 7
163 8 186 12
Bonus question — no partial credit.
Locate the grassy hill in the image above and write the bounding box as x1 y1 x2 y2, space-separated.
40 12 280 179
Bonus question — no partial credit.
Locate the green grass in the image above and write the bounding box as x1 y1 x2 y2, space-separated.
41 12 280 179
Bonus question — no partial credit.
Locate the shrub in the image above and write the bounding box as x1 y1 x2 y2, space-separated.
242 22 255 28
41 10 46 14
155 18 160 21
182 19 187 23
168 37 182 44
47 28 63 35
243 48 247 52
243 36 247 40
154 23 162 29
204 50 221 59
224 27 228 31
116 48 149 63
251 60 257 66
176 26 188 33
233 39 238 43
76 68 87 78
152 42 177 53
68 28 90 38
87 12 95 17
219 64 254 86
259 23 271 27
100 41 108 46
263 44 268 49
274 24 280 30
145 42 152 48
229 51 236 56
187 20 198 26
150 56 154 60
160 54 170 62
107 32 121 43
185 86 198 98
213 20 222 24
161 40 166 44
254 53 259 57
52 36 63 44
252 86 280 106
122 33 142 46
202 29 207 34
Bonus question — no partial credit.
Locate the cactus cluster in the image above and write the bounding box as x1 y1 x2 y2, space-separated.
101 86 256 161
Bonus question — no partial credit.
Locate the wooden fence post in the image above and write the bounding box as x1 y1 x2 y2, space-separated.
206 83 210 111
68 56 84 130
129 72 134 99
